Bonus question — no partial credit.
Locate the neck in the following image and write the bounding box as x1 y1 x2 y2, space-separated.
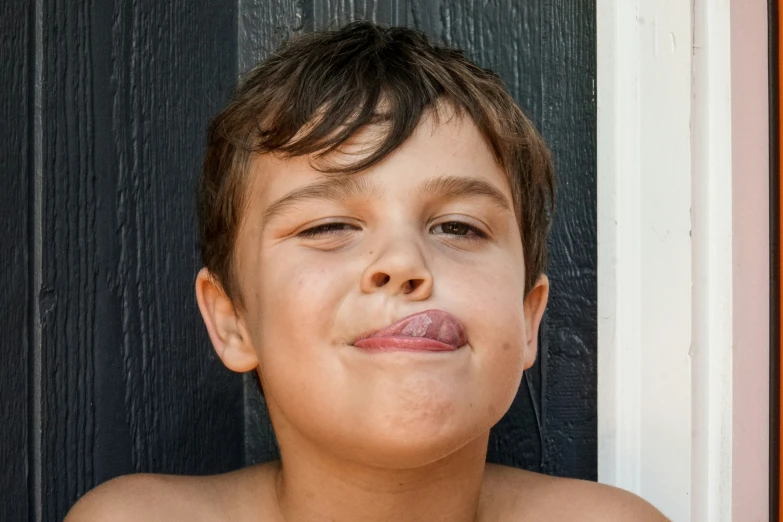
269 426 490 522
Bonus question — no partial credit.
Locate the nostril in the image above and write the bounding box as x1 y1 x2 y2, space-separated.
371 273 391 287
403 279 424 294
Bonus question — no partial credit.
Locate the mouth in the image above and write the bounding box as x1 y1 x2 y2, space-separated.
352 309 468 352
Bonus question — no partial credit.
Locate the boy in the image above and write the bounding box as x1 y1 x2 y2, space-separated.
67 21 666 521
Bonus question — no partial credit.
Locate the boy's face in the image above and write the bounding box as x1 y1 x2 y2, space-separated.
197 109 549 468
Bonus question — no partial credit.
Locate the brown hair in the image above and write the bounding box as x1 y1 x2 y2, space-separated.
198 21 555 308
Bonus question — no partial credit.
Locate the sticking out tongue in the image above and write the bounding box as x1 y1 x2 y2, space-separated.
364 310 467 349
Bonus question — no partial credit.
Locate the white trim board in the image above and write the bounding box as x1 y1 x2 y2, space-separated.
596 2 770 521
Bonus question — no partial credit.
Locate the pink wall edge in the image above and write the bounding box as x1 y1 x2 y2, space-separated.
731 1 771 520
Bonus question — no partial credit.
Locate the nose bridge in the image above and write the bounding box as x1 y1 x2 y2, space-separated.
361 219 433 297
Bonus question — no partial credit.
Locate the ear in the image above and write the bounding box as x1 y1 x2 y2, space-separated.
195 268 259 373
522 274 550 370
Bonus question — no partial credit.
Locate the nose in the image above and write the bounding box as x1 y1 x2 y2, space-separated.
360 236 434 299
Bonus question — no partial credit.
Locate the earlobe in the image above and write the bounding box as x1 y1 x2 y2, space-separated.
195 268 259 373
522 274 550 369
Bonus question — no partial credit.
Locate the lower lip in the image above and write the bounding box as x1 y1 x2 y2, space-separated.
353 336 459 352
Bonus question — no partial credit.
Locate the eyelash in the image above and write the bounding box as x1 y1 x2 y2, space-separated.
297 221 488 241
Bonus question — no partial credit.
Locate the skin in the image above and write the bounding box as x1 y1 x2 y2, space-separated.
66 110 668 521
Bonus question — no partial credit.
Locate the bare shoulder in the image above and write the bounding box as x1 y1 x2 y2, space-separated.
64 473 220 522
483 464 669 522
64 463 279 522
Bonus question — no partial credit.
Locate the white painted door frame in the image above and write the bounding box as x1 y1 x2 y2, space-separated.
596 1 770 521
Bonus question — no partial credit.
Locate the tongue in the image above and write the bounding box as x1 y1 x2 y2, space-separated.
370 310 467 348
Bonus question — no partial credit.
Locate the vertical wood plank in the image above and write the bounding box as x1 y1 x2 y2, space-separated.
104 0 242 478
38 2 101 517
538 0 597 480
39 1 243 520
0 1 31 520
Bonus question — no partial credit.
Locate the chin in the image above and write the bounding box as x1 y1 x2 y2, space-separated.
348 424 485 469
337 405 492 469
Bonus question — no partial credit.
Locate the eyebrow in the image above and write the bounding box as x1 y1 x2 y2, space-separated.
417 175 513 214
262 175 384 227
261 174 513 228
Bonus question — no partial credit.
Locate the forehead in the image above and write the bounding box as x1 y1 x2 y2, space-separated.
244 112 511 213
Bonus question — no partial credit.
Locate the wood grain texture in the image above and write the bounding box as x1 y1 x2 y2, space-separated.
239 0 597 479
536 0 597 479
311 0 409 28
37 1 243 519
0 1 31 520
239 0 304 74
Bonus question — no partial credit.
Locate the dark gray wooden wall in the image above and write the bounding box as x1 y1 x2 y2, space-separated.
1 1 595 520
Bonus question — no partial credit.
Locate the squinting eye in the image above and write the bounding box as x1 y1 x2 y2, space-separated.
298 222 357 238
432 221 487 240
297 221 487 240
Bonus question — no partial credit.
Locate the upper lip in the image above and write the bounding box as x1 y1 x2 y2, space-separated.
352 309 468 348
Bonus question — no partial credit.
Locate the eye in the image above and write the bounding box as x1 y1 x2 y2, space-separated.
298 222 358 238
431 221 488 240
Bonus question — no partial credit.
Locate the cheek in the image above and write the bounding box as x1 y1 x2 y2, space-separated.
249 256 352 392
441 254 527 349
477 336 527 416
447 256 528 407
260 253 349 327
